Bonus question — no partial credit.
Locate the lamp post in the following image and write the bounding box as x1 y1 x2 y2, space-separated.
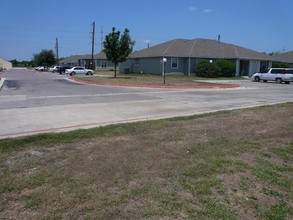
163 57 167 84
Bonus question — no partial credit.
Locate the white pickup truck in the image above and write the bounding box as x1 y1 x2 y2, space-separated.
251 68 293 84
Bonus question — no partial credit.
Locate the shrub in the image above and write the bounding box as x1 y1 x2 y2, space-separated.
195 61 221 78
215 60 235 77
195 60 236 78
272 62 289 68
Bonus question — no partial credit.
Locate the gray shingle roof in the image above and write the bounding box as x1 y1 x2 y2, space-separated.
80 52 107 59
130 38 272 61
60 52 107 64
274 51 293 63
60 55 83 64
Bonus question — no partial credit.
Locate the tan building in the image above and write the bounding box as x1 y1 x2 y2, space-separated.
0 58 12 70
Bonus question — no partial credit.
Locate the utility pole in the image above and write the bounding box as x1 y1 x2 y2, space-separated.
91 21 95 70
55 37 59 66
100 26 103 51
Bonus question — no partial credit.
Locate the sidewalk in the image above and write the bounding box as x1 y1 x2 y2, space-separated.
0 78 5 90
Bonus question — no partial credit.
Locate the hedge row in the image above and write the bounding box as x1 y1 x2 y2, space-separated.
195 60 236 78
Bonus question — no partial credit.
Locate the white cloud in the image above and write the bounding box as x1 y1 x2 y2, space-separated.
188 6 196 12
203 9 212 13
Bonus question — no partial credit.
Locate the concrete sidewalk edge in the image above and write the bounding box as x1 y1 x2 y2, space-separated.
0 101 287 139
0 78 5 91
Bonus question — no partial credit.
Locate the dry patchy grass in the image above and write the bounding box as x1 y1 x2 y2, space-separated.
0 103 292 219
75 72 233 87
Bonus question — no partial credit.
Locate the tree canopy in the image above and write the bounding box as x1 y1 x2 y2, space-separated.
103 27 135 78
33 49 56 67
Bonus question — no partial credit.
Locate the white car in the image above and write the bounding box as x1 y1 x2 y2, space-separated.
251 68 293 84
65 66 94 76
35 66 47 71
49 66 60 73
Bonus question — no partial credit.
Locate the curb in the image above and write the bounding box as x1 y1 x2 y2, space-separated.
0 78 5 91
68 77 240 90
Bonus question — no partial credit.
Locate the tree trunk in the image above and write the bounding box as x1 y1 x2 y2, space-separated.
114 64 117 78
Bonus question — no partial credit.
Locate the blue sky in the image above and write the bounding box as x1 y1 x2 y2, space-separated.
0 0 292 61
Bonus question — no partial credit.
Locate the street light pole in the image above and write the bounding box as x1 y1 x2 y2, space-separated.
163 57 167 84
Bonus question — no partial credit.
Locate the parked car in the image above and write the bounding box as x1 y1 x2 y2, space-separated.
34 66 48 71
49 66 60 73
251 68 293 84
65 66 94 76
59 66 71 74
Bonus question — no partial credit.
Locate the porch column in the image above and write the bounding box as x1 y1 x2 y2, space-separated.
235 59 240 76
188 57 191 76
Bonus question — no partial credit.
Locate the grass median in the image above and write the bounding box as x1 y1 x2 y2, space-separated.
0 103 292 219
73 71 245 87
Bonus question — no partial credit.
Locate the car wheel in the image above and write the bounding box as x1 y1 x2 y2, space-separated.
87 71 92 75
254 76 260 82
276 78 282 84
263 80 267 83
285 81 290 84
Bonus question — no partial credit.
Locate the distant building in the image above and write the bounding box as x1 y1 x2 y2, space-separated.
59 55 81 67
59 52 115 70
119 38 273 76
274 51 293 68
0 58 12 70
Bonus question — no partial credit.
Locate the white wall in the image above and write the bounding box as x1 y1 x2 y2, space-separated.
0 58 12 70
250 60 260 76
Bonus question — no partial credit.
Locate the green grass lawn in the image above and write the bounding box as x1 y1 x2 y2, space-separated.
0 103 292 219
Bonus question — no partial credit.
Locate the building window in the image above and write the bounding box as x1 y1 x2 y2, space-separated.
171 58 178 69
101 61 107 68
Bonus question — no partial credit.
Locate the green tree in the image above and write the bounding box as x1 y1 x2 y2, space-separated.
103 27 135 78
9 59 33 67
33 49 56 67
10 59 18 67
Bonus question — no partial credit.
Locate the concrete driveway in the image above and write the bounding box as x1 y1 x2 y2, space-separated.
0 69 292 139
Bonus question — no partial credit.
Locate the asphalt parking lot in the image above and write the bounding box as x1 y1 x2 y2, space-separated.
0 68 292 139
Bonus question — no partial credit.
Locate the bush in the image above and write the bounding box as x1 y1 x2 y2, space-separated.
195 60 236 78
215 60 235 77
272 62 289 68
195 61 221 78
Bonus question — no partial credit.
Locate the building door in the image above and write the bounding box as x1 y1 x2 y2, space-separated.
240 60 250 76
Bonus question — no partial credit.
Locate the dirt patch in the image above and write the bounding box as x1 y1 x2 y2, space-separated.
75 74 235 87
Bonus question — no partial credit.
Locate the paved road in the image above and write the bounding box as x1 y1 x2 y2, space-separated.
0 68 292 139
